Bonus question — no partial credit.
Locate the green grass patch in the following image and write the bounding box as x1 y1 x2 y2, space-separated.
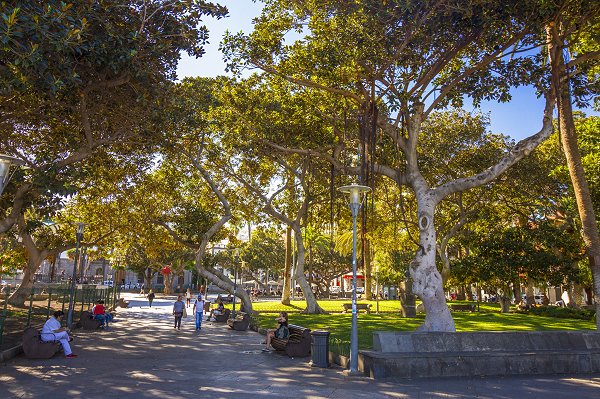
226 299 403 313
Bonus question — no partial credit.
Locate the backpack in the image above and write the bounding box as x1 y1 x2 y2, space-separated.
275 325 289 340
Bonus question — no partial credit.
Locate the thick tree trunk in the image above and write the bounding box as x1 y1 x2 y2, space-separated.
511 280 520 304
411 199 455 331
398 277 416 317
281 227 292 305
526 281 535 307
144 269 154 292
294 229 324 314
8 263 35 307
194 259 253 314
164 273 172 295
573 283 585 307
499 296 511 313
548 24 600 329
439 247 451 287
364 239 373 300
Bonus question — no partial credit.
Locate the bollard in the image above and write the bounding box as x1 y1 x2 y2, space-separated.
310 330 331 368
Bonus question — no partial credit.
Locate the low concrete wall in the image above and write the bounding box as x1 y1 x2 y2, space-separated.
362 331 600 379
0 344 23 362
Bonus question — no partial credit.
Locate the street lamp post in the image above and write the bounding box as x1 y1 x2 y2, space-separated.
0 154 24 195
338 183 371 374
66 223 85 328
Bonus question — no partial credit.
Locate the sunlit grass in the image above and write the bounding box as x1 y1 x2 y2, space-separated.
226 298 404 313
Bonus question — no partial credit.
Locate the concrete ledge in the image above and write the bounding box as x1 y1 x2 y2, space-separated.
363 331 600 379
373 331 600 352
0 344 23 363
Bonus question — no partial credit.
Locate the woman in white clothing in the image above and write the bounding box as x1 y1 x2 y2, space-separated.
41 311 76 358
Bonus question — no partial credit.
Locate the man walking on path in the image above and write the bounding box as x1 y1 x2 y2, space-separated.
192 289 205 332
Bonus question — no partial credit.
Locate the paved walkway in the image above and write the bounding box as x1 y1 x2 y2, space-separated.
1 293 600 398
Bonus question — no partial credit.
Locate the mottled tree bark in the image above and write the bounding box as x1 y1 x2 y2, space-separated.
281 227 292 305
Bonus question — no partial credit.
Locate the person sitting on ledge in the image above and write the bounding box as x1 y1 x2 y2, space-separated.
206 298 225 321
41 311 77 358
92 300 113 329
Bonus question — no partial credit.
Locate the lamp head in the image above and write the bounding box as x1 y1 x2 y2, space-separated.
338 184 371 206
0 154 24 195
75 222 86 235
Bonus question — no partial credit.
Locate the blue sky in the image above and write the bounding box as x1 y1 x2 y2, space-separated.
177 0 595 142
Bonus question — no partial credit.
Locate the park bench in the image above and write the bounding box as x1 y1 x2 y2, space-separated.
227 311 250 331
214 308 231 323
271 324 311 357
78 311 102 330
449 303 476 312
22 327 61 359
341 303 372 314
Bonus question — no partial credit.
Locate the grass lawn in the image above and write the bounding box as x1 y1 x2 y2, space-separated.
227 299 597 356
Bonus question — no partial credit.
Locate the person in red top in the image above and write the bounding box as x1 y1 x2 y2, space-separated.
92 300 113 329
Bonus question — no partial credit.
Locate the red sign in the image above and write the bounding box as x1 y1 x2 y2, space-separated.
162 266 171 275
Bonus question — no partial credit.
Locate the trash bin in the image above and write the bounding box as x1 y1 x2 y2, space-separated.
310 330 330 368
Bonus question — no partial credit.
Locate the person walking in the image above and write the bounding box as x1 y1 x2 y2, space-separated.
173 295 185 330
185 288 192 307
192 289 205 332
147 290 155 308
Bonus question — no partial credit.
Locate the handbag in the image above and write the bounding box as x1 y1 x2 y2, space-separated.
182 306 187 318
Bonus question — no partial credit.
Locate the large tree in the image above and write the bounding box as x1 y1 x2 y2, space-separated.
224 1 559 330
546 2 600 328
0 0 227 233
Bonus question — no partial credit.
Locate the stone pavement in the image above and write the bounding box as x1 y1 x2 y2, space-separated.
1 293 600 399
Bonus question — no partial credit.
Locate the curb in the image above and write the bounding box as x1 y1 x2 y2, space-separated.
0 344 23 363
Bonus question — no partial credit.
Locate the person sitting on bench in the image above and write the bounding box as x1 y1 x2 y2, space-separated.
206 298 225 321
263 311 289 352
92 300 113 329
41 311 77 358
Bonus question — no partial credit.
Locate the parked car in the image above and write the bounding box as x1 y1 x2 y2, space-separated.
329 286 341 293
102 280 114 287
356 287 365 294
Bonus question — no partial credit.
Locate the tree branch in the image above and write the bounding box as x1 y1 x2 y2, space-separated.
432 94 555 202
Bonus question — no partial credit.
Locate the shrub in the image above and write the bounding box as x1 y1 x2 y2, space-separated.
528 305 595 320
